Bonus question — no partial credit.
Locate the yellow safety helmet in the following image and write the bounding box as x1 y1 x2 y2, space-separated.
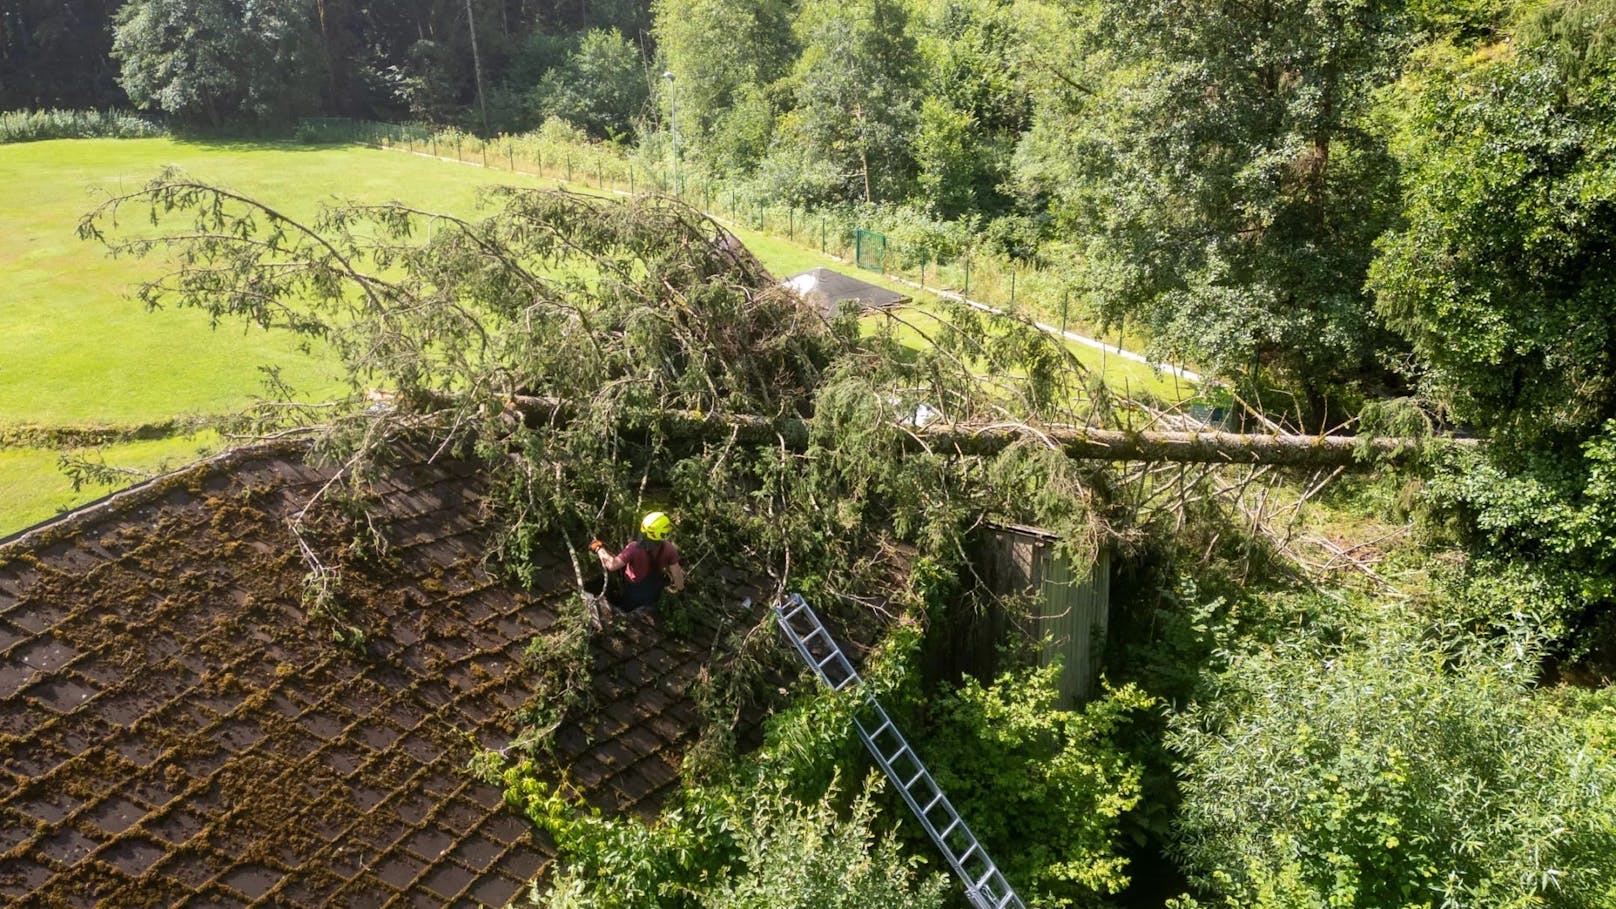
641 511 673 541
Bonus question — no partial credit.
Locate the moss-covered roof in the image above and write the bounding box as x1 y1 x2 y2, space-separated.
0 445 767 906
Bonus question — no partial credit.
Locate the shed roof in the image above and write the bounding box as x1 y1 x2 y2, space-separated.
0 443 779 907
784 267 911 316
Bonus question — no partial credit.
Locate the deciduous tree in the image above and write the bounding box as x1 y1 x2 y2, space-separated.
1015 0 1410 410
111 0 322 125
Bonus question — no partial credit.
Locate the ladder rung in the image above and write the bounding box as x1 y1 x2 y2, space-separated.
776 591 1022 909
976 866 1000 891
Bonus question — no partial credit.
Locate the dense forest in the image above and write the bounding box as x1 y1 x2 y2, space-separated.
11 0 1616 906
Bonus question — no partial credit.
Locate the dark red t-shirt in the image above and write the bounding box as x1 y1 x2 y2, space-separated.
618 540 680 583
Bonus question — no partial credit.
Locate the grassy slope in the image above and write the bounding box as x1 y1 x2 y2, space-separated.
0 138 539 535
0 138 536 427
721 221 1191 401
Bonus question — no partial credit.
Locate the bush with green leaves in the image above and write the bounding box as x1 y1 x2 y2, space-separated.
533 29 649 141
506 765 948 909
1168 616 1616 908
1370 4 1616 656
0 109 165 143
499 626 948 909
921 666 1155 909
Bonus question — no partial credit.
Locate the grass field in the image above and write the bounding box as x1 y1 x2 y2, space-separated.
1 137 1197 537
0 138 553 427
0 433 220 538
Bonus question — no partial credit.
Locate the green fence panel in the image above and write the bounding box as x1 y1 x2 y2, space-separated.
855 229 887 272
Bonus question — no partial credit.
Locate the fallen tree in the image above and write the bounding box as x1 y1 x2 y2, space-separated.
494 394 1472 468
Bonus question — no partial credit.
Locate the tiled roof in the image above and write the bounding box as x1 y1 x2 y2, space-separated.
0 444 763 907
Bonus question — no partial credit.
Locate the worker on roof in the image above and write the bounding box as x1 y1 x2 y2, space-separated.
593 512 685 612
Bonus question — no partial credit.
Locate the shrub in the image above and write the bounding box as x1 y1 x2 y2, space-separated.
1169 620 1616 908
922 667 1156 909
0 109 165 143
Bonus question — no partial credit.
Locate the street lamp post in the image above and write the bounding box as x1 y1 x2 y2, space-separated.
663 70 679 197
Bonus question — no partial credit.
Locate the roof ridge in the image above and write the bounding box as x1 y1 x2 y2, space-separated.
0 439 310 559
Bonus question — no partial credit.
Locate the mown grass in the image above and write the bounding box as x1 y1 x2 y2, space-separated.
0 137 548 427
719 219 1195 401
0 432 220 538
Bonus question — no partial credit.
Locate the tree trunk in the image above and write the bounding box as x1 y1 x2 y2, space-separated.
464 0 489 135
488 395 1470 468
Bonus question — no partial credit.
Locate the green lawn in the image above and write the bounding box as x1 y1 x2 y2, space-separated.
0 432 220 538
716 219 1195 402
0 138 543 427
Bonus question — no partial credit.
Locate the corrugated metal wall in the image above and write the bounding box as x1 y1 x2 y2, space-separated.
978 526 1110 705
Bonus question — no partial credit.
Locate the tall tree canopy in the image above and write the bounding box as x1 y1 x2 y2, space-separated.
653 0 796 172
0 0 124 109
111 0 323 125
777 0 920 202
1015 0 1411 406
1369 0 1616 651
1374 0 1616 453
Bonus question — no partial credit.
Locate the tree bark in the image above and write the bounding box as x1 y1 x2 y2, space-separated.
491 395 1470 468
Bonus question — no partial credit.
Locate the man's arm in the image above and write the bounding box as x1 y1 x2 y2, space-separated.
666 562 685 593
596 545 625 572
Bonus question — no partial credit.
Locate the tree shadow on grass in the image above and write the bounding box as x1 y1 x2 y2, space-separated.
166 134 355 155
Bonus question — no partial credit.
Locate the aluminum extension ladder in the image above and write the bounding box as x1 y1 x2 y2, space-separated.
771 593 1027 909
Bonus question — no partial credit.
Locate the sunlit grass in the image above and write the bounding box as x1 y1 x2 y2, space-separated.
2 136 1200 537
0 137 545 427
0 432 221 538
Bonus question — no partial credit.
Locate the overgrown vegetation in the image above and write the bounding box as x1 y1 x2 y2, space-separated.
51 1 1616 900
76 169 1180 905
0 108 164 142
